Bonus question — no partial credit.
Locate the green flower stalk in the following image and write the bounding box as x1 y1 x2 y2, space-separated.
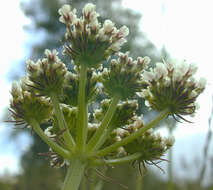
8 3 206 190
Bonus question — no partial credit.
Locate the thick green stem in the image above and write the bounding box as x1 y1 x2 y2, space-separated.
76 64 88 151
51 93 75 151
30 119 71 159
62 158 86 190
96 109 169 157
87 95 120 152
92 152 142 166
167 119 174 190
136 170 143 190
94 180 104 190
89 169 97 190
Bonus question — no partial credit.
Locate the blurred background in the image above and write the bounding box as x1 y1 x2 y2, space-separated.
0 0 213 189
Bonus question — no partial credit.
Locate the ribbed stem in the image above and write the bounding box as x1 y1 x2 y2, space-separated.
136 171 143 190
30 119 70 159
167 119 174 190
86 95 120 152
96 109 169 157
76 64 88 151
62 158 86 190
51 93 75 151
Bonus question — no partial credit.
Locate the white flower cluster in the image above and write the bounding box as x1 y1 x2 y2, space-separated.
101 52 151 99
27 49 64 74
59 3 129 67
82 3 99 23
140 60 206 118
26 49 67 96
58 4 77 25
10 79 52 125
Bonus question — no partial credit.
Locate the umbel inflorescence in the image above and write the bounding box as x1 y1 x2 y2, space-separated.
9 3 206 190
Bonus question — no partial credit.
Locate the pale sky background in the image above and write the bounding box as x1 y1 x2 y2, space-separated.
0 0 213 184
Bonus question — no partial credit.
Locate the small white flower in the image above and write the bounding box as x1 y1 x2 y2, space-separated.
115 128 126 136
178 61 189 76
23 91 31 99
119 26 129 37
11 81 21 96
165 60 175 71
133 119 143 129
26 59 39 72
188 63 198 75
140 89 151 98
90 19 100 31
58 4 71 16
154 62 168 80
44 49 59 62
195 102 200 110
165 136 175 146
173 70 182 82
44 49 52 57
20 77 31 91
145 100 151 107
142 70 155 82
110 43 120 51
58 5 77 24
189 90 197 98
110 38 127 51
98 28 110 41
26 59 35 66
187 77 196 86
137 56 151 68
103 19 115 33
196 77 206 89
114 136 122 142
163 77 171 87
82 3 96 17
